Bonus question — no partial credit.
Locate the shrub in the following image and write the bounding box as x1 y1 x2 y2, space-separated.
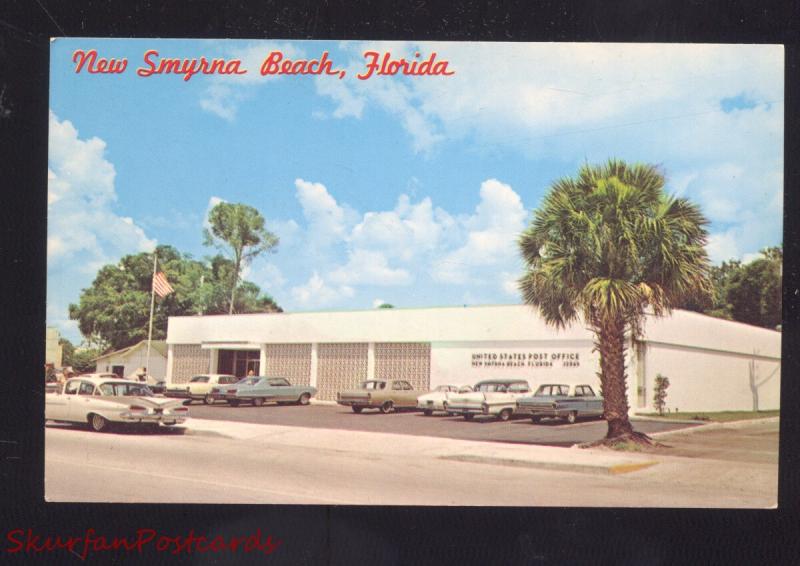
653 374 670 416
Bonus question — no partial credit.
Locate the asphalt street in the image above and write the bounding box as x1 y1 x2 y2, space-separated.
44 418 779 507
181 402 697 446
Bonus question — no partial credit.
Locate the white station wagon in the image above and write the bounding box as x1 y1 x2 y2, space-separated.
46 376 189 432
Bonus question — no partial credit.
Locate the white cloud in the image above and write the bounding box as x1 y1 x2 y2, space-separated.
500 272 520 297
48 112 156 263
48 112 157 342
328 249 411 286
245 261 287 292
313 43 782 262
706 230 740 264
290 272 354 308
350 194 451 261
432 179 527 284
372 298 385 308
199 84 238 121
198 41 307 120
317 43 781 156
294 178 356 248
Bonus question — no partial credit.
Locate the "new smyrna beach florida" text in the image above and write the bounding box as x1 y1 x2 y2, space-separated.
71 49 455 81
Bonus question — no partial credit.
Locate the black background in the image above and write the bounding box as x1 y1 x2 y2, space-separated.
1 1 798 564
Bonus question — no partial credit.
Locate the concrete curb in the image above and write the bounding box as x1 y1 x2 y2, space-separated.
309 399 338 406
649 416 779 438
439 453 658 475
632 416 711 425
181 418 660 475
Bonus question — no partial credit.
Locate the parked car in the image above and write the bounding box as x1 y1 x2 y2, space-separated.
210 376 317 407
416 384 473 416
337 379 425 413
516 384 604 424
45 376 189 432
447 379 532 421
166 374 239 404
143 375 167 395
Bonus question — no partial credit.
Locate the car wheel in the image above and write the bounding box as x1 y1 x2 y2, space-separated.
463 413 474 421
297 393 311 406
566 411 578 424
89 413 109 432
203 395 215 405
253 397 266 407
498 409 512 422
423 409 433 416
229 400 240 407
531 416 542 424
351 406 363 414
380 401 394 414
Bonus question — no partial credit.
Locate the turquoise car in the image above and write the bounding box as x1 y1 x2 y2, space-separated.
516 384 604 424
210 376 317 407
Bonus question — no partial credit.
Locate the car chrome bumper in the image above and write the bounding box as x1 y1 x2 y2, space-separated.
119 412 187 424
165 390 191 398
447 405 487 415
337 399 369 406
515 405 566 417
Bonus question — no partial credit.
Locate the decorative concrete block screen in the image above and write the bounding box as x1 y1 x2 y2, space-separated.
171 345 209 384
263 344 312 386
317 343 369 401
375 343 431 391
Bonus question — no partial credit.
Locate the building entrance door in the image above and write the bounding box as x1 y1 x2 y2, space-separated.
217 349 260 377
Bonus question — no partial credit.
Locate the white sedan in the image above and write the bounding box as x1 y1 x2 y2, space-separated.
417 384 474 416
165 373 239 404
46 376 189 432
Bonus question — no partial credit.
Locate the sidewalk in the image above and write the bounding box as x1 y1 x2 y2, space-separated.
182 418 658 475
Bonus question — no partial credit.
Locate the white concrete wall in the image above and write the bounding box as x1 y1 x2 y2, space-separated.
430 340 600 391
640 343 780 412
165 305 782 413
166 305 593 345
98 348 167 380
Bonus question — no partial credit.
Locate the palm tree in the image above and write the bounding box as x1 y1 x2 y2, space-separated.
518 159 713 443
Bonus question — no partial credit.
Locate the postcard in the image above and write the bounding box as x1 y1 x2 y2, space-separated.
44 39 782 509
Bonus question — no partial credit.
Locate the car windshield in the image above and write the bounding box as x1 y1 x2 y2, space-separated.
98 382 153 396
237 378 261 386
361 381 386 390
434 385 453 392
190 376 210 383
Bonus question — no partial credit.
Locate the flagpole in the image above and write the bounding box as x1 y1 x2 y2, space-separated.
146 250 157 381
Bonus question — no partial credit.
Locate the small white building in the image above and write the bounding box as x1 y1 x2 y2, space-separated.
165 305 781 413
94 340 168 380
45 327 63 368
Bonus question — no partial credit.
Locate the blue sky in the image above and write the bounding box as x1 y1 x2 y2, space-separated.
48 40 784 343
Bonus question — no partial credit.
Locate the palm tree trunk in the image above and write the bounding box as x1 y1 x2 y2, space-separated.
597 317 634 439
229 256 240 315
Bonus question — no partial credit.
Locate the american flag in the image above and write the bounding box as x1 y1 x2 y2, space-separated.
152 271 174 298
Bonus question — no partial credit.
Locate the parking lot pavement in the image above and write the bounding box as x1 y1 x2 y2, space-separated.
182 403 698 446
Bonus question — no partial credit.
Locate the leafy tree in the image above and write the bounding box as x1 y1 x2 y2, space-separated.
69 245 281 352
59 337 75 368
726 248 782 329
518 160 712 443
680 246 782 329
72 348 102 373
204 202 279 314
377 303 395 309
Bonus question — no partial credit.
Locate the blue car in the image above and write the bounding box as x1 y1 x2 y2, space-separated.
210 376 317 407
516 384 604 424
